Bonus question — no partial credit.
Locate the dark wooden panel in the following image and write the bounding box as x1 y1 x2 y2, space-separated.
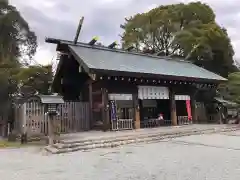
105 81 138 94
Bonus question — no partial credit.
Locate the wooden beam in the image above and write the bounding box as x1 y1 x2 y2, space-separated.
92 69 225 84
92 90 102 95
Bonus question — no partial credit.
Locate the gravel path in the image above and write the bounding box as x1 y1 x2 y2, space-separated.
1 131 240 180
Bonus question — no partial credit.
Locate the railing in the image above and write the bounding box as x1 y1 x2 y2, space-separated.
141 116 192 128
141 119 172 128
111 119 133 131
178 116 191 125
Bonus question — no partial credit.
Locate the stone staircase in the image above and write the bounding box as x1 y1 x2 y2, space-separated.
44 126 240 154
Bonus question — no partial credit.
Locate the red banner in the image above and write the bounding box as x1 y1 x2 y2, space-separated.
186 100 192 121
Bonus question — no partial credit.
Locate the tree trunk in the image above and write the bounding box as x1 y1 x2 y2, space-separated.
1 114 8 138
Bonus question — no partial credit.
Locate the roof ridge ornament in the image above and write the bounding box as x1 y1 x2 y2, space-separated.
73 17 84 45
108 41 117 49
125 46 134 51
89 36 99 45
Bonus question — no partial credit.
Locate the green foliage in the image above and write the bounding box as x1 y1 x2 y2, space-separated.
0 58 20 101
121 1 236 77
0 1 53 136
0 63 52 97
17 65 53 95
0 1 53 118
0 0 37 62
0 0 44 98
217 72 240 104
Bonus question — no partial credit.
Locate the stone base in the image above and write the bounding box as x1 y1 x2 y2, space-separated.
45 126 240 154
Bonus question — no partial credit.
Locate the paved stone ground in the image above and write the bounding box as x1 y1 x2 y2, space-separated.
1 130 240 180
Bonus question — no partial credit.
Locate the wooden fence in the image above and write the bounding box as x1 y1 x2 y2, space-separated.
196 102 208 123
14 100 90 136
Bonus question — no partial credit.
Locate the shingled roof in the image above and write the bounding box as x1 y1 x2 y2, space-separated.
47 38 227 82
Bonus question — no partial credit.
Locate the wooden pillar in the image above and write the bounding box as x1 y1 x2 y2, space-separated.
48 116 54 146
88 80 93 129
133 93 140 129
47 115 59 145
169 88 177 126
190 92 197 124
20 103 27 144
19 103 27 136
53 117 60 143
102 88 110 131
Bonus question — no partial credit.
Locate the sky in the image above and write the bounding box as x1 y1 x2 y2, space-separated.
9 0 240 65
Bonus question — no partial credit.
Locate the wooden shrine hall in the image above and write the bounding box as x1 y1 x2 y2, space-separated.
47 37 226 131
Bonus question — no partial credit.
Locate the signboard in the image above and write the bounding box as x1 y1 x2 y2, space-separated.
138 86 169 99
175 95 190 101
109 94 133 100
110 101 117 121
138 86 190 101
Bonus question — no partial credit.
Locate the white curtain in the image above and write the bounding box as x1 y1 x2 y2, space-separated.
138 86 169 99
138 86 190 100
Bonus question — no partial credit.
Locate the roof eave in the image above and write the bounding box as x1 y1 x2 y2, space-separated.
90 68 226 83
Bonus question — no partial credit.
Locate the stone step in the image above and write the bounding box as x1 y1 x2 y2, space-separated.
59 126 225 145
44 126 240 154
55 128 210 149
58 126 238 147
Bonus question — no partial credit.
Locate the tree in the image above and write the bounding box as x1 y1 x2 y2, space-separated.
0 0 38 136
0 63 52 137
17 65 53 96
120 2 236 77
0 0 37 62
0 0 38 98
217 72 240 104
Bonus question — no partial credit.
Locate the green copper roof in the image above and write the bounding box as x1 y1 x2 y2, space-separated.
69 44 226 81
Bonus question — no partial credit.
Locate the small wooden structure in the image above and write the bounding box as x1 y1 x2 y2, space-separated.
13 95 90 137
214 98 239 124
46 38 227 131
37 95 64 145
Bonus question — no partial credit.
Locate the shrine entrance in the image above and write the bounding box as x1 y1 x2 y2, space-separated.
138 86 172 128
175 95 192 125
109 94 134 131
